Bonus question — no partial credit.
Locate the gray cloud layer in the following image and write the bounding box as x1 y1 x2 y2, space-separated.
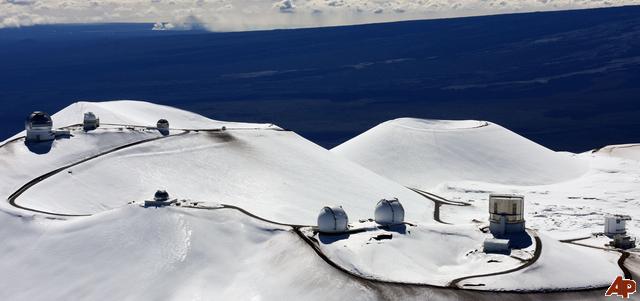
1 0 639 31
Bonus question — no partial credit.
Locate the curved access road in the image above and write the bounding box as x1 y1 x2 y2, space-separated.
559 237 633 280
7 129 191 217
407 187 470 224
178 203 543 291
448 230 542 288
5 122 288 217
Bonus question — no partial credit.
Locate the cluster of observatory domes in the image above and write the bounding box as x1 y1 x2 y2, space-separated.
24 110 172 142
317 198 405 233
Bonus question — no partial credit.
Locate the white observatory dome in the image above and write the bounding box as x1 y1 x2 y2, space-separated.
374 198 405 225
317 206 349 233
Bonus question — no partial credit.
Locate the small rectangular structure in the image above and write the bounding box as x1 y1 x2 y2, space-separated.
53 130 71 138
604 214 631 238
144 199 177 208
611 234 636 250
484 238 510 254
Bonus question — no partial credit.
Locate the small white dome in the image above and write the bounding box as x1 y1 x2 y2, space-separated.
374 198 405 225
317 206 349 233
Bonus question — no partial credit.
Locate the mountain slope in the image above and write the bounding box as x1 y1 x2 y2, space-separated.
2 101 433 225
0 206 374 301
331 118 588 189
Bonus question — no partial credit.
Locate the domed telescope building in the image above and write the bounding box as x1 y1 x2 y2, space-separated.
317 206 349 233
157 119 170 135
154 190 170 202
489 194 525 237
374 198 405 225
157 119 169 129
83 112 100 131
144 189 176 208
25 111 55 142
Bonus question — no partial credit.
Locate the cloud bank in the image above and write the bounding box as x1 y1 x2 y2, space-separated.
1 0 639 31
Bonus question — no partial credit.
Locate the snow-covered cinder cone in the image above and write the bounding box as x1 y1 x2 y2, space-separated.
83 112 100 131
25 111 55 142
374 198 405 225
331 118 588 189
317 206 349 233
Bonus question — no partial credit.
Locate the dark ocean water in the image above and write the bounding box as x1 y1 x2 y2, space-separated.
1 6 639 152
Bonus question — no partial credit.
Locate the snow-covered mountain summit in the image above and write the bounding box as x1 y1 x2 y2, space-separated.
0 102 637 300
1 101 433 224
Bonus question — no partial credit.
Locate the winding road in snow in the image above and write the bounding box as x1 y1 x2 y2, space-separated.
448 230 542 288
407 187 470 224
3 123 287 217
559 237 633 280
6 128 192 217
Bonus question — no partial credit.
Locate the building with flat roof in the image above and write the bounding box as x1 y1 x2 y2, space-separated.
489 194 525 237
604 214 631 238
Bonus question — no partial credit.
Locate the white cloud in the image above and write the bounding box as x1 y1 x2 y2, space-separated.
274 0 296 13
0 0 638 31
